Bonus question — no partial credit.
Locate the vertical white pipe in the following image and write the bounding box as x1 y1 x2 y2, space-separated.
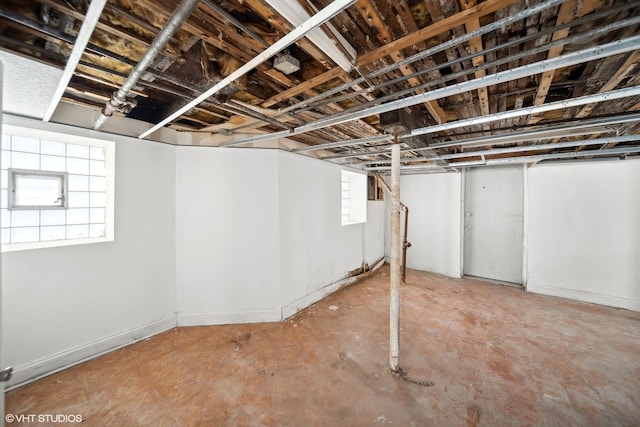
389 133 401 371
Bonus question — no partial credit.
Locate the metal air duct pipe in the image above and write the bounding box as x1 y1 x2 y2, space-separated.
93 0 201 130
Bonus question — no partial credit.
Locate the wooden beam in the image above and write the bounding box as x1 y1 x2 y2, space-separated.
463 16 490 117
357 0 520 66
532 0 577 107
459 0 489 123
36 0 182 60
356 0 446 124
575 50 640 118
261 67 347 107
581 50 640 150
343 79 377 102
240 0 334 69
530 0 601 123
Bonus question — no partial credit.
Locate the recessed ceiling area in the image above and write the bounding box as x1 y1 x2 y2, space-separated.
0 0 639 172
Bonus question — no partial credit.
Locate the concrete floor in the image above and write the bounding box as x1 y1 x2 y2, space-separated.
6 266 640 426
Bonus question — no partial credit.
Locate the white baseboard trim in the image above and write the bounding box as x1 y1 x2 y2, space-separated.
281 276 358 320
6 315 176 390
527 282 640 312
177 309 282 326
405 261 462 279
281 258 385 319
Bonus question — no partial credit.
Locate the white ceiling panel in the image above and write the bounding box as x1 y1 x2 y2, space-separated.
0 49 63 120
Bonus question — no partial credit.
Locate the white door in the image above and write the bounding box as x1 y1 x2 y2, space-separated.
463 165 524 284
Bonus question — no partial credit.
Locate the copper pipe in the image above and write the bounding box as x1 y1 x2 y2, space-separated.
373 173 411 283
401 205 411 283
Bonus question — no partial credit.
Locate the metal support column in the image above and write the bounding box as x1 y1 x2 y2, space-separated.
389 131 401 372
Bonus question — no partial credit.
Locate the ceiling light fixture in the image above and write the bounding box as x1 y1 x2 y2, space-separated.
273 52 300 74
264 0 355 72
138 0 356 139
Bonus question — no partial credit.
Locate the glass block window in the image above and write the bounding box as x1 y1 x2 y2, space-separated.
341 169 367 226
1 125 114 251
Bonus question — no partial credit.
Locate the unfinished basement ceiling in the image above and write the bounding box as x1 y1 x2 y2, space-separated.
1 0 639 173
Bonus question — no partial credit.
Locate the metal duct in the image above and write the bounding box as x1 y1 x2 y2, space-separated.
93 0 201 130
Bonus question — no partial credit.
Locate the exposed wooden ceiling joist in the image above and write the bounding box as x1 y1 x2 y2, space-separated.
0 0 638 168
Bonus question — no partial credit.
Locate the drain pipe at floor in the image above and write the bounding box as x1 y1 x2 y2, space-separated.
93 0 201 130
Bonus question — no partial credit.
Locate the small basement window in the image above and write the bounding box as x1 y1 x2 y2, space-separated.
341 169 367 225
9 169 67 210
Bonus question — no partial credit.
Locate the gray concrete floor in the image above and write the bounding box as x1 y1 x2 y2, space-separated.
6 266 640 426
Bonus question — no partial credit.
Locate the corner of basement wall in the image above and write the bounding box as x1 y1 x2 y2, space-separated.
277 151 385 319
174 146 282 326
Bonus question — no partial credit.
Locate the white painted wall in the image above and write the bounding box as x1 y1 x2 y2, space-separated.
1 116 177 387
386 173 462 278
2 132 387 387
526 159 640 311
4 114 637 393
175 149 385 322
278 152 385 316
364 200 385 269
388 161 639 312
175 148 282 324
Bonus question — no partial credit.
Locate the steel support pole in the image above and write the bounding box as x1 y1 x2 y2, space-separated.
389 132 401 372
